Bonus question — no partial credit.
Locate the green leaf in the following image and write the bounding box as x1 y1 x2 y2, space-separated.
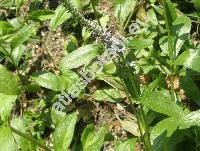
116 0 125 4
163 0 177 60
141 91 185 118
151 110 200 144
128 38 154 50
115 138 137 151
0 93 17 122
173 15 191 57
118 62 140 101
115 0 137 26
81 124 108 151
149 0 156 4
92 88 124 103
97 74 124 91
53 112 77 151
160 15 191 57
28 10 54 21
11 45 25 66
142 78 161 99
60 44 103 69
10 118 36 151
82 27 91 42
151 118 178 141
180 110 200 129
50 5 71 30
0 0 14 8
180 76 200 106
0 126 18 151
174 48 200 72
31 71 70 91
0 21 14 36
0 64 20 95
91 0 99 6
120 119 139 136
194 0 200 12
15 0 27 8
11 24 37 49
21 83 41 93
146 9 158 25
51 109 66 127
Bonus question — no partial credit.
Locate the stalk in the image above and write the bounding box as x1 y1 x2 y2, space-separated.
119 59 152 151
90 0 103 29
162 0 176 102
10 126 51 151
61 0 152 149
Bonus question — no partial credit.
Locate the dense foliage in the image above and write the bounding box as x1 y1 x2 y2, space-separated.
0 0 200 150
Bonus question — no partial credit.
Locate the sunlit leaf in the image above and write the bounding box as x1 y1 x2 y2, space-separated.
28 10 54 22
11 24 37 49
10 118 36 151
0 126 18 151
0 64 20 95
115 138 137 151
50 5 71 30
81 124 108 151
115 0 137 26
53 112 77 151
31 71 71 91
174 48 200 72
141 91 185 118
128 38 154 50
0 21 14 36
0 93 17 122
60 44 103 69
92 88 124 103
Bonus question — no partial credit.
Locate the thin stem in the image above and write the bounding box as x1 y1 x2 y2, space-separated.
10 126 51 151
122 4 138 33
121 80 143 147
119 5 123 33
115 59 152 150
140 104 153 151
90 0 103 30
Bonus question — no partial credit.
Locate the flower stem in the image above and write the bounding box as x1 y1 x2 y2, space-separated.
90 0 103 30
10 126 51 151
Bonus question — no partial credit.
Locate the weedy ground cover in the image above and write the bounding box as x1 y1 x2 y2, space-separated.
0 0 200 150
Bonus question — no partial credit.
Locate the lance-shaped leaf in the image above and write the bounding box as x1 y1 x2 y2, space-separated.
28 10 54 22
0 126 18 151
11 118 36 151
180 110 200 129
174 48 200 72
11 24 37 49
115 0 137 26
53 112 77 151
0 93 17 122
0 64 20 95
115 138 137 151
141 91 185 118
60 44 103 69
0 21 14 36
163 0 177 60
81 124 108 151
51 5 71 30
151 118 178 141
92 88 124 103
128 38 154 50
31 71 73 91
